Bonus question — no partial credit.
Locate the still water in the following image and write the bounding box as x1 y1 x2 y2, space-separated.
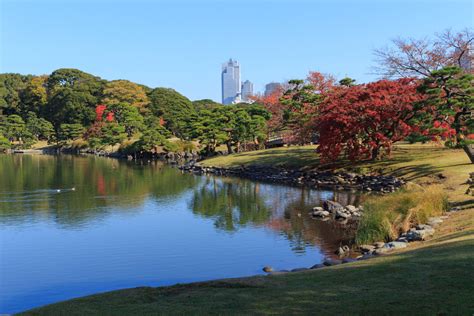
0 154 359 313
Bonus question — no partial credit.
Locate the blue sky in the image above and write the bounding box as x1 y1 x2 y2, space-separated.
1 0 472 101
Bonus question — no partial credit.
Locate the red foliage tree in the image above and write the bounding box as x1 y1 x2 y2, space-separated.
317 78 424 162
253 87 285 134
95 104 107 121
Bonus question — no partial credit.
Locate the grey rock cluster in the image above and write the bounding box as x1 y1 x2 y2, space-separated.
179 163 404 193
359 216 444 256
310 200 362 220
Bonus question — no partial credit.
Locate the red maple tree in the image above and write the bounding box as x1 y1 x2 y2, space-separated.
317 78 424 162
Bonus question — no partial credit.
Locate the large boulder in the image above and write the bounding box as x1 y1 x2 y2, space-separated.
322 200 345 213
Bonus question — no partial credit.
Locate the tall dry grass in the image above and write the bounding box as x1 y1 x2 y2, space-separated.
355 185 448 245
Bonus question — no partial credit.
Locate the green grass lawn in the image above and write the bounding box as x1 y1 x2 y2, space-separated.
21 209 474 315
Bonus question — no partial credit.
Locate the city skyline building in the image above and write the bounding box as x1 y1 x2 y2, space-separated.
221 58 241 104
264 82 282 96
241 80 254 102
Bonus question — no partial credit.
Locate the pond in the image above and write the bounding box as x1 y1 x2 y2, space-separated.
0 154 360 313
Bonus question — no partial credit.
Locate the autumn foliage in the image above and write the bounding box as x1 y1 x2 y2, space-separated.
316 78 424 162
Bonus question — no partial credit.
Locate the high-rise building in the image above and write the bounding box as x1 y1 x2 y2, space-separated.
459 44 474 72
221 59 241 104
241 80 254 102
264 82 281 96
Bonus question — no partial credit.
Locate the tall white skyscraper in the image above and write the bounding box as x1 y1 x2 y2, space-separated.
241 80 254 102
221 59 241 104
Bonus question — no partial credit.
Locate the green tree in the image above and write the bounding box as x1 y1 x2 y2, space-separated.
0 114 34 148
107 103 144 138
192 99 223 110
0 73 31 115
137 128 168 152
148 88 196 138
102 80 149 109
26 112 54 141
100 122 127 147
45 69 104 128
0 133 10 151
418 66 474 162
192 109 228 154
58 123 85 142
19 75 48 115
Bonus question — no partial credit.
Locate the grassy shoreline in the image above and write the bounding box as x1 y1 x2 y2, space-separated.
20 144 474 315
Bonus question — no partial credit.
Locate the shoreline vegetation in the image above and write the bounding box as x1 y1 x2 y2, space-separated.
19 143 474 315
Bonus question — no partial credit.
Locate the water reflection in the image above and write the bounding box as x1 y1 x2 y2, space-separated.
0 155 200 226
0 154 363 313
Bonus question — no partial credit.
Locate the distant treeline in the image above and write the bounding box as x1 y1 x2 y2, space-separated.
0 68 270 154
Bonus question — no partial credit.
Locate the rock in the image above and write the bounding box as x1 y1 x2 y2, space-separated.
312 206 324 212
310 263 325 269
313 210 330 218
323 259 342 266
373 242 385 249
385 241 408 249
396 237 408 243
373 247 391 255
357 254 373 261
342 245 350 252
291 268 308 272
322 200 344 213
262 266 274 273
335 210 350 220
427 217 443 227
416 224 434 231
359 244 376 253
345 205 358 213
406 227 435 241
342 258 357 264
335 247 345 256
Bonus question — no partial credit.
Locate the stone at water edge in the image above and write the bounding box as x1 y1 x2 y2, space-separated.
373 247 391 255
323 259 342 266
310 263 325 269
335 210 350 220
373 242 385 249
345 205 358 213
384 241 408 249
322 200 345 213
262 266 274 273
359 244 376 253
312 210 330 218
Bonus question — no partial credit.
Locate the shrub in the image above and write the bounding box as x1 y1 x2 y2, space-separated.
70 139 88 150
355 185 448 245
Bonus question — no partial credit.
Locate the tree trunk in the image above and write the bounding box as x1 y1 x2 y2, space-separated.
226 142 233 154
371 146 380 161
463 144 474 163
